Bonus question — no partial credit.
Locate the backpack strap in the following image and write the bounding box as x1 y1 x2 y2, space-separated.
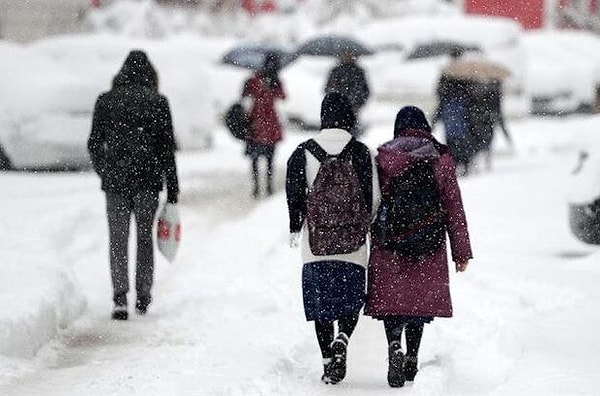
304 137 356 163
304 139 329 163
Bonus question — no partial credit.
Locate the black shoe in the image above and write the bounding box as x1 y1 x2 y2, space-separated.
404 356 418 381
387 341 405 388
321 363 334 384
328 333 349 384
135 296 151 315
111 305 128 320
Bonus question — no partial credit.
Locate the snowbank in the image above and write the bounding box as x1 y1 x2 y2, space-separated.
0 175 85 381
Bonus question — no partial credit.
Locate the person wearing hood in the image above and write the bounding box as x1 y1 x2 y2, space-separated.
88 50 179 320
324 51 370 136
365 106 472 387
286 92 379 385
242 51 286 198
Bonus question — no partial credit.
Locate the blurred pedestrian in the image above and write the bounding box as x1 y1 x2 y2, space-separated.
88 49 179 320
366 106 472 387
286 92 379 385
470 79 513 170
431 74 474 176
324 51 370 136
242 51 286 198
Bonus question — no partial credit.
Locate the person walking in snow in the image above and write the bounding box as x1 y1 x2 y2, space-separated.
431 71 475 176
242 51 286 198
469 79 513 171
286 92 379 384
88 49 179 320
365 106 472 387
324 51 370 136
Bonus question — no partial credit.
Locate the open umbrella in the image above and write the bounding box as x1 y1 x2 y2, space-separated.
295 35 373 58
406 40 481 61
221 43 296 70
442 59 510 82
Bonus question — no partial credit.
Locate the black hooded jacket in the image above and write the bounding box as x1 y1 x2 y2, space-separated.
88 51 179 202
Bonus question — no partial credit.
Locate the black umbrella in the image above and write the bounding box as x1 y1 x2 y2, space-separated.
405 40 481 61
221 43 296 70
295 35 373 57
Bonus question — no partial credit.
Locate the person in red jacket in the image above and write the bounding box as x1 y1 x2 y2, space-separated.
365 106 472 387
242 52 286 198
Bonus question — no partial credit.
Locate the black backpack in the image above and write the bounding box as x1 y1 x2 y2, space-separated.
305 138 371 256
373 160 446 257
224 102 249 141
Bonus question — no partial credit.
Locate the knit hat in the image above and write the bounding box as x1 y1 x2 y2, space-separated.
394 106 432 138
320 92 357 132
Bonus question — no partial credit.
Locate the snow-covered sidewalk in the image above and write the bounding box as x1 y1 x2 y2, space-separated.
1 117 600 395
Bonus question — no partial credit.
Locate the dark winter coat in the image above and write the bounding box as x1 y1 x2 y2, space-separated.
243 72 286 146
325 62 370 113
469 80 511 154
87 51 179 202
365 128 472 318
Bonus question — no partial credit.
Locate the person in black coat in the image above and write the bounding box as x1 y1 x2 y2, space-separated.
88 49 179 320
325 52 370 134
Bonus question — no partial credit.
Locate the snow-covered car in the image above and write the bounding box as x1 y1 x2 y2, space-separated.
522 31 597 115
568 148 600 245
353 15 528 118
281 14 528 129
0 34 224 170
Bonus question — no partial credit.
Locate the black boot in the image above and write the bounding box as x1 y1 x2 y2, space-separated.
112 294 128 320
404 356 418 381
135 295 152 315
111 305 128 320
387 341 405 388
327 332 348 384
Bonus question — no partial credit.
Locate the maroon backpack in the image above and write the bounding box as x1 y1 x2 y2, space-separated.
305 138 371 256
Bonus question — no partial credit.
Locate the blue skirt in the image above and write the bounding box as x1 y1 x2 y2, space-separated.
302 261 366 323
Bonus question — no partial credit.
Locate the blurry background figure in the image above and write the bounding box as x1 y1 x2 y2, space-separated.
431 49 474 176
432 49 512 175
87 49 179 320
242 51 287 199
324 51 370 137
465 77 512 171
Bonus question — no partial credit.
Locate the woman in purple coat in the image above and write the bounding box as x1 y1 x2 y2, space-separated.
365 106 472 387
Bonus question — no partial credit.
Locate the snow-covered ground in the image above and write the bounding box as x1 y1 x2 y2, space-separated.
2 1 600 394
1 111 600 395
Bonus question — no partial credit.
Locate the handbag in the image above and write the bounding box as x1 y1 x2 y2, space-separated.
156 202 181 262
224 102 249 141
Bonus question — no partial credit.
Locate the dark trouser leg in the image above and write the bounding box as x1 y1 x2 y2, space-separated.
315 321 334 359
383 316 406 346
405 322 424 358
251 157 260 197
338 313 360 339
132 191 159 302
106 193 133 306
266 152 274 195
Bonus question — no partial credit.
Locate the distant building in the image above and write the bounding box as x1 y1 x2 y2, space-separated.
0 0 89 42
462 0 600 31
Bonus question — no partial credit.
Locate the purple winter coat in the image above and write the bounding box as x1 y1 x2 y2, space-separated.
364 129 472 318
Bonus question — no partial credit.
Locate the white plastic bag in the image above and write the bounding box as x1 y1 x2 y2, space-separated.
156 202 181 262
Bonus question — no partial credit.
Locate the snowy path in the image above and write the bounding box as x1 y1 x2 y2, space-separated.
2 120 600 395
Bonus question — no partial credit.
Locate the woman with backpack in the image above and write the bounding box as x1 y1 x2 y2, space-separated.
286 92 379 385
365 106 472 387
242 51 286 198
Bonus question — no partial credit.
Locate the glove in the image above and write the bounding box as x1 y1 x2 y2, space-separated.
289 232 301 249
